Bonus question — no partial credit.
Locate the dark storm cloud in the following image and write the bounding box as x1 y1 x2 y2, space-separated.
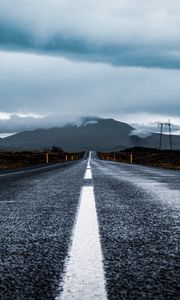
0 51 180 119
0 0 180 131
0 0 180 69
0 114 83 133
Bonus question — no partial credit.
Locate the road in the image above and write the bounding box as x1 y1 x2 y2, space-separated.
0 153 179 300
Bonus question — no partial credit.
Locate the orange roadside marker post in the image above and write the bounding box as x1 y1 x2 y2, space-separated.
130 153 133 164
46 153 49 164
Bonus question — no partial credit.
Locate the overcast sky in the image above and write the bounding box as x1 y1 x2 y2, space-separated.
0 0 180 133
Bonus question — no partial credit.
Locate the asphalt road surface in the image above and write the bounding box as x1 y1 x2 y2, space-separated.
0 153 179 300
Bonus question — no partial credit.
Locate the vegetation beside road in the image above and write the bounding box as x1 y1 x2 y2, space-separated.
98 147 180 170
0 147 85 169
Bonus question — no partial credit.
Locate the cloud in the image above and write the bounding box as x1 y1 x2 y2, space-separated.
1 1 180 131
0 114 82 133
0 0 180 68
130 129 152 138
1 113 180 135
0 51 180 123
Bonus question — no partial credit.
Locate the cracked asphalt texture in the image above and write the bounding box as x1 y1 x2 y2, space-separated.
91 158 180 300
0 160 87 300
0 154 180 300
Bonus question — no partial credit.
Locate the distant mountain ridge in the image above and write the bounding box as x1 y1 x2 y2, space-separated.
0 118 180 151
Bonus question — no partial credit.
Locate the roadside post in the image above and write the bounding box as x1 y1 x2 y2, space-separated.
46 153 49 164
130 153 133 164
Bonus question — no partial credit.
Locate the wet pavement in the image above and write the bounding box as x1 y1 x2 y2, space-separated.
0 160 87 300
91 157 180 300
0 154 180 299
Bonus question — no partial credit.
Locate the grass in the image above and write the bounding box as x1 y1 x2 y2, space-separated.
98 147 180 170
0 150 85 169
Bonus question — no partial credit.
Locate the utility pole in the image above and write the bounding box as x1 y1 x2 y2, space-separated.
168 120 173 151
159 123 163 150
158 120 173 151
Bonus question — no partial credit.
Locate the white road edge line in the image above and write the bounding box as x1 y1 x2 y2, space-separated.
0 160 76 178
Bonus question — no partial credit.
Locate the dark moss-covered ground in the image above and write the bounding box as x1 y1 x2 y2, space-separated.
98 147 180 170
0 151 85 169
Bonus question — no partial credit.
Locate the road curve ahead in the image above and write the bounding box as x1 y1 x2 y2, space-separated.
0 153 180 300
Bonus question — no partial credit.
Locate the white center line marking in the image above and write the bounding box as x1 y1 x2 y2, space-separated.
84 168 92 179
87 152 91 163
58 185 107 300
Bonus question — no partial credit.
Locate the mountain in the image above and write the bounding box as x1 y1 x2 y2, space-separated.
0 118 180 151
0 118 133 151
